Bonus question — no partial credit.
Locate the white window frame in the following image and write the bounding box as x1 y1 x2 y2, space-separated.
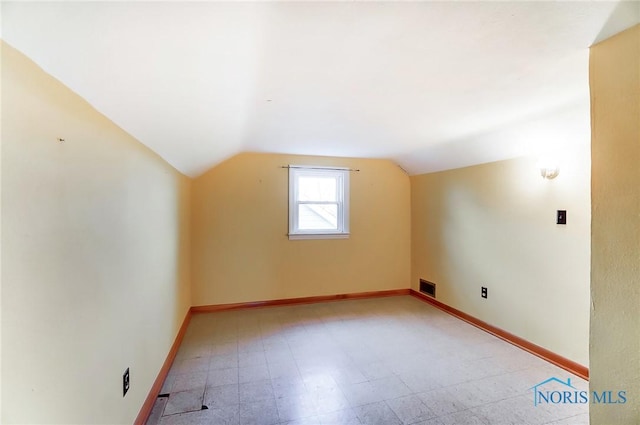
288 166 350 240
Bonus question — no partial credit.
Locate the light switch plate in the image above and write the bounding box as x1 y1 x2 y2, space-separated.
557 210 567 225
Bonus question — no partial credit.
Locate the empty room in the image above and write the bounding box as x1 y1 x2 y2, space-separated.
1 2 639 425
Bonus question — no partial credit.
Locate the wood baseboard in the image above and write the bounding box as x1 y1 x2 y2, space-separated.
191 288 411 313
134 309 192 425
409 289 589 380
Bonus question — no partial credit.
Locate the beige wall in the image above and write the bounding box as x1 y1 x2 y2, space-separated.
7 21 638 425
1 42 191 424
191 152 411 306
590 25 640 424
411 151 591 365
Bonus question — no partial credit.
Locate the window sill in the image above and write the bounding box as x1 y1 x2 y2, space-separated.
288 233 350 240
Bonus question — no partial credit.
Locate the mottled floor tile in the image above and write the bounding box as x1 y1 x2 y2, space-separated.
239 398 280 425
163 389 205 416
174 357 210 375
417 387 467 417
158 409 209 425
437 410 489 425
161 372 178 394
312 388 351 415
145 396 168 425
203 383 239 409
354 401 402 425
358 361 395 381
330 366 369 386
269 360 301 380
370 376 413 401
317 408 363 425
239 350 268 367
171 372 208 393
398 371 442 394
386 394 436 424
280 416 322 425
341 381 385 407
412 418 445 425
210 353 239 370
154 297 587 425
207 367 239 387
272 376 308 399
276 393 319 422
240 363 271 383
239 379 275 403
205 404 240 425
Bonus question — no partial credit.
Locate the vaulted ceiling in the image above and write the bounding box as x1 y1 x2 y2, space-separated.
3 1 639 177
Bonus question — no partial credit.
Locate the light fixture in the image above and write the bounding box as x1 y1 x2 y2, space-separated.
537 157 560 179
540 166 559 179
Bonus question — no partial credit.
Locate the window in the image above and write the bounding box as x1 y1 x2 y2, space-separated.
288 166 350 240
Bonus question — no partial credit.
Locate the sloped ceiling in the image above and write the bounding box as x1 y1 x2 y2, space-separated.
2 1 639 177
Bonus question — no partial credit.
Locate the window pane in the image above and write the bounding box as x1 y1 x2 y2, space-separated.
298 176 337 202
298 204 338 230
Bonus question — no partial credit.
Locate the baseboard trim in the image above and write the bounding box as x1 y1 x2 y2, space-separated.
191 289 411 313
134 309 192 425
409 289 589 380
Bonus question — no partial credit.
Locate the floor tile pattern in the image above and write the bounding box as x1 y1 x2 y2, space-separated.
147 296 588 425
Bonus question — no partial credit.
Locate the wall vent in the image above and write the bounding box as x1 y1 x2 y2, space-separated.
419 279 436 298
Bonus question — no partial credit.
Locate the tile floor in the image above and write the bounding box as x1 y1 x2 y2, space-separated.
146 296 588 425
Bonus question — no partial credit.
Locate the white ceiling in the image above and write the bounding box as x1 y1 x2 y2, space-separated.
3 1 639 177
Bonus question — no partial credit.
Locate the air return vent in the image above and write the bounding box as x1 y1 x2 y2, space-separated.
419 279 436 298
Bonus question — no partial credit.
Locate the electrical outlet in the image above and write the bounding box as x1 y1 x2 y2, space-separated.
481 287 488 299
123 368 130 397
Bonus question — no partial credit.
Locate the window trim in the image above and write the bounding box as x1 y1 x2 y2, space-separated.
288 165 350 240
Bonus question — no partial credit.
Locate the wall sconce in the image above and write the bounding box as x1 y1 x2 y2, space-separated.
540 166 559 179
537 157 560 179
